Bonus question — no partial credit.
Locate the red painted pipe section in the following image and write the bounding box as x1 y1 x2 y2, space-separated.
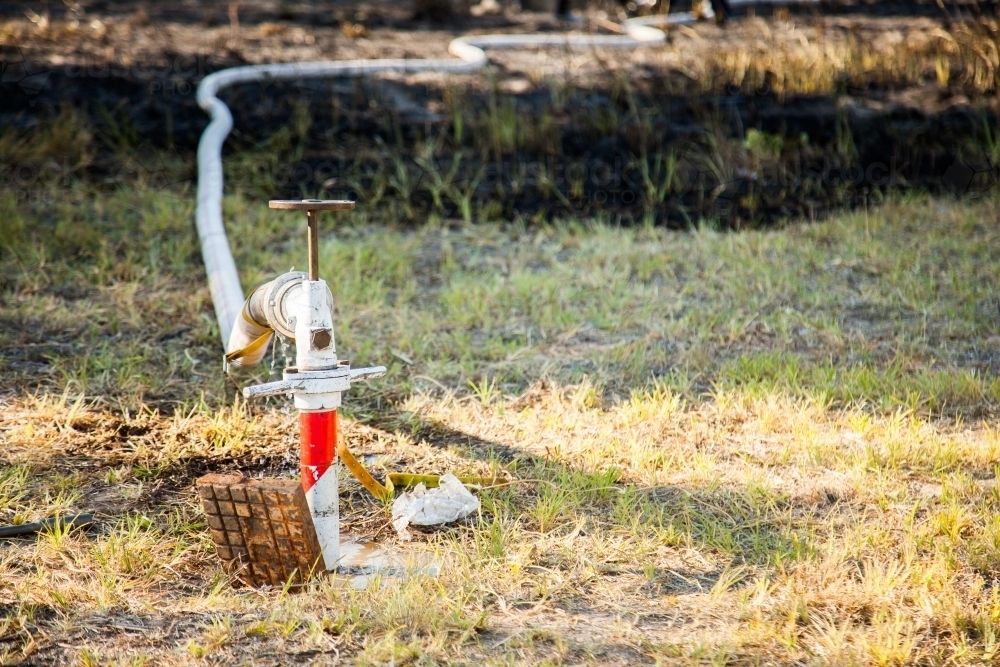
299 410 337 492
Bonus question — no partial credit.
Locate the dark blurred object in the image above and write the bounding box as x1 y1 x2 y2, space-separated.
414 0 472 18
711 0 733 23
0 514 95 538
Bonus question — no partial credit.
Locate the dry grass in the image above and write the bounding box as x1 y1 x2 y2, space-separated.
3 186 1000 664
10 7 1000 97
691 16 1000 97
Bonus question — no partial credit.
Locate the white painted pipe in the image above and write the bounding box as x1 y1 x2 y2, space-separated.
196 15 701 349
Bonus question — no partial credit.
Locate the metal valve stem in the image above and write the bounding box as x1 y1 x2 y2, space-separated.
268 199 355 281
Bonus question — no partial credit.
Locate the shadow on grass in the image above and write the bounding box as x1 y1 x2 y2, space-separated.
352 406 819 576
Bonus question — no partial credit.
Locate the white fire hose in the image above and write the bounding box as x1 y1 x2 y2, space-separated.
197 2 818 349
196 14 704 349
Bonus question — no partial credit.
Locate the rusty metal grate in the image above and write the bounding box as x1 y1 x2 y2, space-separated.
196 473 324 588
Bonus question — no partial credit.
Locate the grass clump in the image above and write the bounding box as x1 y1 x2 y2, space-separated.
2 185 1000 663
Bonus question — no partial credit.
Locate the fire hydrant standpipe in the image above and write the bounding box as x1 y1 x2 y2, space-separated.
235 200 492 570
238 199 387 570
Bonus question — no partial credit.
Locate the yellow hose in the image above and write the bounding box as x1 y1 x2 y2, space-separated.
225 300 273 366
337 439 496 501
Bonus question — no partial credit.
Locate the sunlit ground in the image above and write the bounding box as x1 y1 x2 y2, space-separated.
3 191 1000 665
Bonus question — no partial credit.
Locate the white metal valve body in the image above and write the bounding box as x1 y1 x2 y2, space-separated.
292 279 339 369
289 279 342 411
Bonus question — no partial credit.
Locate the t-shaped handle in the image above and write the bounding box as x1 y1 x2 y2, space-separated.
269 199 355 281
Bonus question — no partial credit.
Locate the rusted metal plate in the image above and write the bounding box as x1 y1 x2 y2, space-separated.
196 473 324 588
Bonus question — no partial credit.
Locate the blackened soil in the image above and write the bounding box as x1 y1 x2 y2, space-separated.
3 0 999 227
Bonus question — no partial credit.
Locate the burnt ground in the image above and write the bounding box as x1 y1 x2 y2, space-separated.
4 0 1000 226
